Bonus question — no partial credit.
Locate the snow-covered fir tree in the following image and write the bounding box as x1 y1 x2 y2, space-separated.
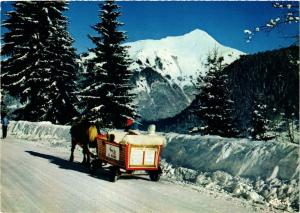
79 0 137 127
1 2 78 124
250 94 273 140
194 48 239 137
40 3 79 124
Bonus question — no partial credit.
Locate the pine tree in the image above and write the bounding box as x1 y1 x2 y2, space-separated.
1 2 78 124
79 0 137 127
40 2 79 124
194 48 239 137
250 94 273 140
2 2 38 101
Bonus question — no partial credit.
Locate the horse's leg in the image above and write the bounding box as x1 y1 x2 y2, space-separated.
82 148 86 164
87 145 91 166
69 139 76 162
83 143 90 167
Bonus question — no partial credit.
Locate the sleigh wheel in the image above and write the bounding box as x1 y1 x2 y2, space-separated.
149 171 160 181
149 167 162 181
109 166 120 182
89 159 102 174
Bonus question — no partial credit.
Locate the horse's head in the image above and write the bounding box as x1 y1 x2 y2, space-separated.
88 125 98 143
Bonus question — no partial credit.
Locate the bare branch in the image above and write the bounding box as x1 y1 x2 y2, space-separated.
244 2 299 43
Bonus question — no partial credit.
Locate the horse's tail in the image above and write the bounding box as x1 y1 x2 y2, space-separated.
88 125 98 143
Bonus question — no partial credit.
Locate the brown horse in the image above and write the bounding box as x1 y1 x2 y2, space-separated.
69 121 98 166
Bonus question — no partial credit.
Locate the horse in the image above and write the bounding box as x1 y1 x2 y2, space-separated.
69 120 98 166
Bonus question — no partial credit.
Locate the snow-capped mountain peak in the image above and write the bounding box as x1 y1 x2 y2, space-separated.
79 29 244 121
163 28 220 47
127 28 244 88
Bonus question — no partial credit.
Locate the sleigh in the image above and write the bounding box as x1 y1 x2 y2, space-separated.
90 130 166 182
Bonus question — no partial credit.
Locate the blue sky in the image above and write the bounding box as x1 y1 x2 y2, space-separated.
1 1 299 54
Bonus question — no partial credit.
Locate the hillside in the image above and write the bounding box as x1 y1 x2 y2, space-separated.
154 45 299 135
228 45 299 133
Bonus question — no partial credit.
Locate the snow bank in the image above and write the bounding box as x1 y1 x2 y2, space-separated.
161 133 299 212
162 133 299 181
161 161 299 212
9 121 71 147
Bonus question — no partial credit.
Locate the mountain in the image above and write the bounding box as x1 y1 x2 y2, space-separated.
79 29 244 121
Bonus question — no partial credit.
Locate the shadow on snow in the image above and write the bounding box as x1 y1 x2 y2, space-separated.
25 150 150 182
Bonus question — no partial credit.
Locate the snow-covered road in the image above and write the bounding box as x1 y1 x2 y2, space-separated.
1 137 280 213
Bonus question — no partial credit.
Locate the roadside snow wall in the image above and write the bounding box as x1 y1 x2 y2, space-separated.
9 121 71 147
162 133 299 181
8 121 299 181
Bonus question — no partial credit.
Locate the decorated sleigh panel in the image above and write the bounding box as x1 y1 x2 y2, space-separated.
96 132 164 170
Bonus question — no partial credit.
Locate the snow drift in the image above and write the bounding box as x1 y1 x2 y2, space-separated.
162 133 299 181
9 121 71 147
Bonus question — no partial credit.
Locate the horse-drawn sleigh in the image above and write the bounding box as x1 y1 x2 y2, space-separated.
91 129 165 182
69 121 166 182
